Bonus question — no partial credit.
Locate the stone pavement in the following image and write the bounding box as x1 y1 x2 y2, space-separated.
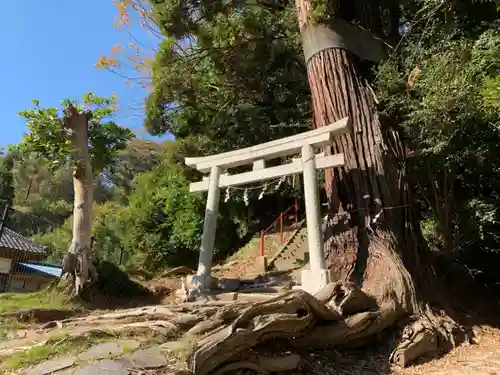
16 328 500 375
20 340 186 375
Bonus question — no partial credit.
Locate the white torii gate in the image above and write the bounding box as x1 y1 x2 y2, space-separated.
185 117 351 294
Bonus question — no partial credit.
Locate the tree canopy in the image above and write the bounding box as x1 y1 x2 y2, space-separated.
19 94 133 174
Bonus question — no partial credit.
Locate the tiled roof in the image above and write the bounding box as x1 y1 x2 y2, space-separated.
0 228 47 254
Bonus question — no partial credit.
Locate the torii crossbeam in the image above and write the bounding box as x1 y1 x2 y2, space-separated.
185 117 351 294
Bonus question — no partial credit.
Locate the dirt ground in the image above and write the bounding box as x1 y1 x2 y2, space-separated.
394 326 500 375
260 326 500 375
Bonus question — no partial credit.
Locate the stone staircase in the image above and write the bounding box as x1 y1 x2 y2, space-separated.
270 225 309 272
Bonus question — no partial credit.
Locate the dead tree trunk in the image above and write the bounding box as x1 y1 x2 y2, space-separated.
62 105 97 296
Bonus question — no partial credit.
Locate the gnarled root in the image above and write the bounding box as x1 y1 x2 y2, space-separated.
211 354 301 375
292 300 401 348
314 280 378 315
390 308 467 367
188 281 398 375
186 280 465 375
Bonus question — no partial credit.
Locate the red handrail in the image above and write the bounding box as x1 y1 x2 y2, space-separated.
259 199 299 256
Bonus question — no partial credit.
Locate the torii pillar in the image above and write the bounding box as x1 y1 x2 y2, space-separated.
299 144 330 293
196 165 221 280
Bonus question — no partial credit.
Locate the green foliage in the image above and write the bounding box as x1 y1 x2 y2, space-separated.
375 14 500 257
34 202 127 264
11 152 74 219
136 1 309 263
123 161 205 270
32 220 72 263
458 199 498 248
0 150 15 202
91 202 128 263
145 0 310 154
122 158 255 270
101 139 167 202
33 155 247 271
18 93 133 174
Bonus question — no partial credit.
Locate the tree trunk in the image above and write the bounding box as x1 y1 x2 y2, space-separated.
24 178 33 203
295 0 463 364
63 106 97 296
295 0 410 303
424 160 456 253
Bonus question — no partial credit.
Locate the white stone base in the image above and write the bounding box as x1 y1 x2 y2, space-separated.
180 274 215 302
186 274 219 289
296 269 333 295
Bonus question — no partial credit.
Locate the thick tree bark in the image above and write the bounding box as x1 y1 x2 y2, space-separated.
62 106 97 296
295 0 463 364
296 0 413 303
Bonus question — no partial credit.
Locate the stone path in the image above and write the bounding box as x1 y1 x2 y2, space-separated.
14 327 500 375
25 358 75 375
78 340 140 361
18 339 185 375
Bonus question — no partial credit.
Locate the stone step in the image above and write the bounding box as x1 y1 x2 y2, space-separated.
21 341 171 375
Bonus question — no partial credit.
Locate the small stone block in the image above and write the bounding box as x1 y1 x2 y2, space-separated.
25 357 75 375
73 359 129 375
53 368 77 375
217 278 241 292
299 269 333 295
79 340 140 361
127 348 168 369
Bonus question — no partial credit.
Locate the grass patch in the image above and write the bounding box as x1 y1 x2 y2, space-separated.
0 332 109 373
0 317 29 342
0 344 69 372
178 334 198 362
163 334 199 362
0 327 168 373
0 290 74 314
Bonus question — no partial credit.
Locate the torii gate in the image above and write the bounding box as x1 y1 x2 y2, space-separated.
185 117 351 294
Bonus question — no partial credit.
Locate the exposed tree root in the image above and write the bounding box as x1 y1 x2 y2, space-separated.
185 280 465 375
187 282 389 375
187 304 248 336
57 305 210 329
0 308 85 323
389 308 468 367
292 300 401 348
211 354 301 375
390 317 439 367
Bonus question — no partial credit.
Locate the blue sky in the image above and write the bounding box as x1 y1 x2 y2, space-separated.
0 0 172 149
